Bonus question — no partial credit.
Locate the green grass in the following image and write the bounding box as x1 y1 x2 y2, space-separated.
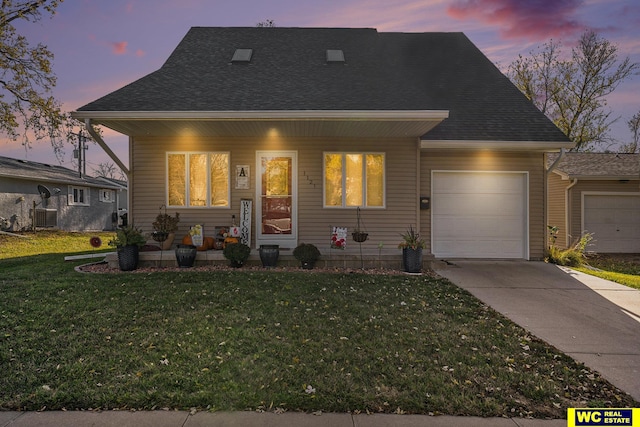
574 255 640 290
0 233 637 417
0 230 114 260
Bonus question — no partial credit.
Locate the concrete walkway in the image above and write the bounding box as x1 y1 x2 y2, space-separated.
434 260 640 402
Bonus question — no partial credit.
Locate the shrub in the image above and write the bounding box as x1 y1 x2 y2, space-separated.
545 232 593 267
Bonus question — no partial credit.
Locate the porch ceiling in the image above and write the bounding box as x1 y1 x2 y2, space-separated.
71 110 449 139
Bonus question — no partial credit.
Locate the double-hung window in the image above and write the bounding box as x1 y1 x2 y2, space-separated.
167 152 230 208
68 185 90 206
324 152 385 208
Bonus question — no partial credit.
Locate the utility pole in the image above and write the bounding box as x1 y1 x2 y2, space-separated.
72 131 88 178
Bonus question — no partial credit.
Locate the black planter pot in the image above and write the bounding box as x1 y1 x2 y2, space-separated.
230 260 244 268
259 245 279 267
175 244 197 268
117 245 139 271
300 260 316 270
402 247 422 273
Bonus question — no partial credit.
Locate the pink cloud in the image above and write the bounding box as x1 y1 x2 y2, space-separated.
110 41 128 55
135 49 145 57
447 0 586 41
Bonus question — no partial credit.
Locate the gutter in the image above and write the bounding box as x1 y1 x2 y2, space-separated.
72 110 450 121
83 119 129 176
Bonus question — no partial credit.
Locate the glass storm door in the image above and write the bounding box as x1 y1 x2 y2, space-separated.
256 151 297 248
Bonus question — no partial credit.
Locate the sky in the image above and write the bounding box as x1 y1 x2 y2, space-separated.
3 0 640 176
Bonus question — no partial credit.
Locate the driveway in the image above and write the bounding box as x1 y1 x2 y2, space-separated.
433 260 640 402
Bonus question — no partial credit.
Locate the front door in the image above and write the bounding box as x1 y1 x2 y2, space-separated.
256 151 297 248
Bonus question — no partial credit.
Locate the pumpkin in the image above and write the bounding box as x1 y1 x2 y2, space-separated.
182 234 210 251
223 237 238 248
203 236 215 250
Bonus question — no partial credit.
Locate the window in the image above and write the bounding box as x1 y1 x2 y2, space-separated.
167 152 230 208
99 189 115 203
324 153 385 208
68 186 90 206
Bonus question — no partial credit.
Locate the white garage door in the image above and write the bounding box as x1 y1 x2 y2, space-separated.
583 193 640 253
432 171 528 259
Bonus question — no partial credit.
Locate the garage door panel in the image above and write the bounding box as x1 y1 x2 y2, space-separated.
583 194 640 253
432 172 527 259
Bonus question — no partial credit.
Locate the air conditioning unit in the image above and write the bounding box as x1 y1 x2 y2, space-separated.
34 209 57 228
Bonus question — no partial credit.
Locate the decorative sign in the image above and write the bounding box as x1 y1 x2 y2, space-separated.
236 165 250 189
240 199 252 246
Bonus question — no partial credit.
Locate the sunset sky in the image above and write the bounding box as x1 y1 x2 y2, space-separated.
4 0 640 175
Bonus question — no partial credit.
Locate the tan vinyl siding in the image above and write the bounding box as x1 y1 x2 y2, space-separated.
420 150 545 260
567 179 640 247
547 172 569 249
130 136 419 254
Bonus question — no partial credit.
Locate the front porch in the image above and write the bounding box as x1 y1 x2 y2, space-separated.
104 248 439 271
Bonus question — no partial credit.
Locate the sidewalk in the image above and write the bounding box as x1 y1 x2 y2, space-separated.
0 410 567 427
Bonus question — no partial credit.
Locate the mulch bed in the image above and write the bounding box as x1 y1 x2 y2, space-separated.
76 261 426 276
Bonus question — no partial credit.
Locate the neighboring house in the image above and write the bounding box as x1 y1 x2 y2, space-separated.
547 152 640 253
72 27 573 259
0 156 125 232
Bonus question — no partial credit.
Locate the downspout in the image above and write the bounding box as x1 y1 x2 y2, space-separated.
416 137 421 238
564 178 578 248
83 119 130 176
544 148 565 250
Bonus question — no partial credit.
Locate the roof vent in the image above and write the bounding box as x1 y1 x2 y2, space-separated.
326 49 345 63
231 48 253 63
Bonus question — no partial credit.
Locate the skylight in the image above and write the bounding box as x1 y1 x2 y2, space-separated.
231 49 253 63
326 49 345 63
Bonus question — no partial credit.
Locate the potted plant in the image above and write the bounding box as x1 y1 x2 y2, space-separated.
398 225 425 273
293 243 321 269
152 207 180 250
223 242 251 268
108 225 146 271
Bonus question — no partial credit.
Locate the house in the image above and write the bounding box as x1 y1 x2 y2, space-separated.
546 152 640 253
0 156 125 232
71 27 573 261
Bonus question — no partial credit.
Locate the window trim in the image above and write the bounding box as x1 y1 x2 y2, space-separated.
166 151 231 209
323 152 386 209
68 185 90 206
99 189 115 203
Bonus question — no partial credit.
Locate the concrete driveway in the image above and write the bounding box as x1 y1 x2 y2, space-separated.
433 260 640 402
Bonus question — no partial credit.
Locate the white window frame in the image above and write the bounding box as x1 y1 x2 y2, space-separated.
323 152 386 208
68 185 90 206
99 189 115 203
166 151 231 208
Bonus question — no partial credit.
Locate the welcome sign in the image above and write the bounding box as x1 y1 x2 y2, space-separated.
568 409 639 426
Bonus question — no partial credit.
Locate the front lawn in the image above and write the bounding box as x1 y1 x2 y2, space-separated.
577 254 640 290
0 233 637 417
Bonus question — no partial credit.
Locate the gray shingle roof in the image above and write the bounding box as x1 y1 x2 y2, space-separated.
548 152 640 179
0 156 121 188
77 27 570 143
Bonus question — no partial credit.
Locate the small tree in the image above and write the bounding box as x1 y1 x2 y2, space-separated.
508 30 639 151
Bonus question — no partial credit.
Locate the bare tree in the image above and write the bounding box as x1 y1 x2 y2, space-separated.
508 30 639 151
0 1 66 158
620 111 640 153
256 19 276 27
